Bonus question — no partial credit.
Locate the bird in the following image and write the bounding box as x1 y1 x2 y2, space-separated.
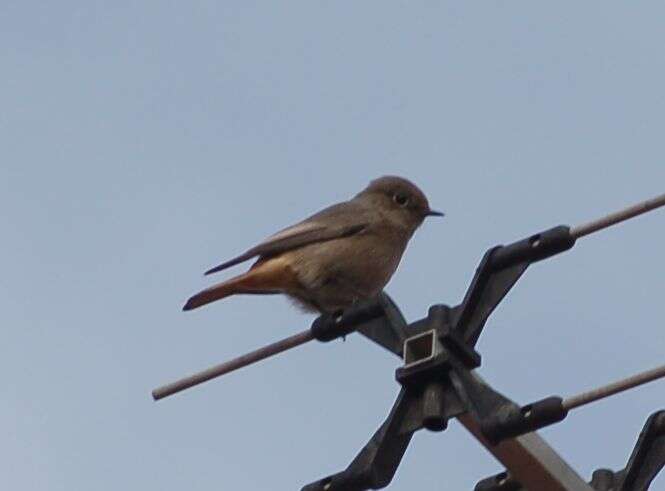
183 175 443 314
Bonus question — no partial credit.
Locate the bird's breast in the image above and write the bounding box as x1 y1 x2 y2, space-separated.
283 231 408 296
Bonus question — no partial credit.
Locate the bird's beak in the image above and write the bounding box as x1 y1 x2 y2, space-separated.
426 209 445 217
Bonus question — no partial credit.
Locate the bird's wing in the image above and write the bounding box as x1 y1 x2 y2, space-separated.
204 202 369 275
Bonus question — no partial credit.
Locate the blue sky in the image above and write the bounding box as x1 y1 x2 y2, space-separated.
2 3 665 490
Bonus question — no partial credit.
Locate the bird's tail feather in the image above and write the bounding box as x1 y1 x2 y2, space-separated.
182 275 250 311
182 257 298 311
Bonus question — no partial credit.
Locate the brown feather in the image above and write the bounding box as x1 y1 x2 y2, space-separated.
183 256 301 311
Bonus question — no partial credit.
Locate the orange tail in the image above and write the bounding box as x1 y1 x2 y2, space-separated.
182 257 299 311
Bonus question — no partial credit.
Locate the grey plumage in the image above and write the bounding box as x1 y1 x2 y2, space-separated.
183 175 442 313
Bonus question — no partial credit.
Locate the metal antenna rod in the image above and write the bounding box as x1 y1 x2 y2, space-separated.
152 191 665 401
570 191 665 239
152 329 313 400
563 363 665 411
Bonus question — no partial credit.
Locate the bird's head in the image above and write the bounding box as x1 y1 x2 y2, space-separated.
356 175 443 232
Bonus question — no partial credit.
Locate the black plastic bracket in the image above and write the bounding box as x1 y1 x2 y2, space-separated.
480 396 569 444
310 298 386 342
475 472 522 491
455 225 576 347
476 410 665 491
300 225 659 490
617 410 665 491
302 383 467 491
302 226 579 490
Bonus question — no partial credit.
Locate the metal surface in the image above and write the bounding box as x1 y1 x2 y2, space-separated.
152 329 313 400
563 363 665 411
459 414 594 491
571 192 665 239
474 409 665 491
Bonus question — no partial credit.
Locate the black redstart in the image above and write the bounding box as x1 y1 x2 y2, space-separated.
183 175 443 313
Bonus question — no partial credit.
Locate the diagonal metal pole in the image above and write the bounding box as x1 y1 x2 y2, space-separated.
458 414 594 491
152 330 313 400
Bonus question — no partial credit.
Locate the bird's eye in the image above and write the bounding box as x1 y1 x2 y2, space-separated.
393 193 409 207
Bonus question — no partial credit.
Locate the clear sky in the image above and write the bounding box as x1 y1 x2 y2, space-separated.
2 3 665 490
